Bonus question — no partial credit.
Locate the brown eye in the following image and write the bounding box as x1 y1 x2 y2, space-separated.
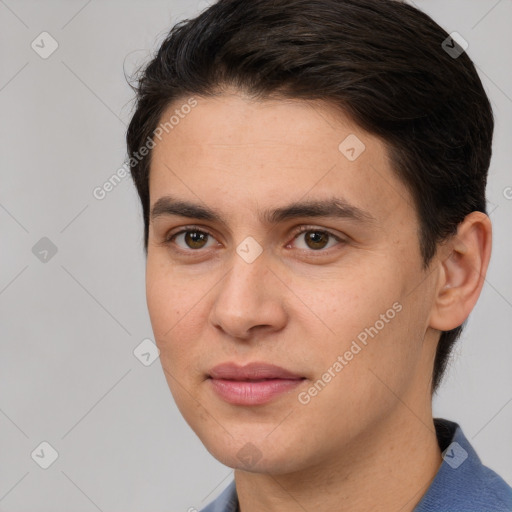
291 228 343 252
183 230 209 249
303 231 330 250
167 229 217 251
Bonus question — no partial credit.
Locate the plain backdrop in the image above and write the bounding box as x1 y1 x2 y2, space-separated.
0 0 511 510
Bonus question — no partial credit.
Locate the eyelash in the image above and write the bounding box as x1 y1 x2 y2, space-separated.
162 225 346 256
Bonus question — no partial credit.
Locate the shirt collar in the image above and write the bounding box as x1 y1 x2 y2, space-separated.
414 418 512 511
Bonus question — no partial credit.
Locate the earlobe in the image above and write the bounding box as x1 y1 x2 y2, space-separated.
429 212 492 331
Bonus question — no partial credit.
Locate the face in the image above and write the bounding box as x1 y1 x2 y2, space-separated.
146 90 440 474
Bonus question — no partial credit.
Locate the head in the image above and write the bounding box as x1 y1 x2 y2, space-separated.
126 0 493 472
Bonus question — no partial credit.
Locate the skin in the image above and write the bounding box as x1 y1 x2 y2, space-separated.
145 89 492 512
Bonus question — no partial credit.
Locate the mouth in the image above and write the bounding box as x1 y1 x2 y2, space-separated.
207 362 306 405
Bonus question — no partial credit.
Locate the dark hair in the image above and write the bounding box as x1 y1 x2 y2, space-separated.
126 0 494 393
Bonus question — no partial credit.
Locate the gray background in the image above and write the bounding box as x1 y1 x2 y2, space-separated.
0 0 511 510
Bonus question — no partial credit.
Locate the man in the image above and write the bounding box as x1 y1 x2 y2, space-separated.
126 0 512 510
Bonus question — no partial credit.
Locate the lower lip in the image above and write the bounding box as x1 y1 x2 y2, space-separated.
208 378 304 405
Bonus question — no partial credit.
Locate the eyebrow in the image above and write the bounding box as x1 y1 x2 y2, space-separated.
150 195 376 226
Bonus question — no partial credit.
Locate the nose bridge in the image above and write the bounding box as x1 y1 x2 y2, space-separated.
209 243 286 338
220 243 269 310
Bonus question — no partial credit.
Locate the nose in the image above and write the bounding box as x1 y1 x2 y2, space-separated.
208 248 288 341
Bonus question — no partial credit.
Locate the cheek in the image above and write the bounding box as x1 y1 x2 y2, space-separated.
146 274 178 339
146 252 201 329
296 301 422 444
146 269 208 420
145 261 202 364
296 265 421 387
289 266 400 344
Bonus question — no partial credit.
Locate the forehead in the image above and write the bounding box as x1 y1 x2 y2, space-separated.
148 92 413 226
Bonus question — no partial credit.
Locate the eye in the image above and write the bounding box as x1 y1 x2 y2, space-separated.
288 227 344 251
165 228 218 251
162 225 345 255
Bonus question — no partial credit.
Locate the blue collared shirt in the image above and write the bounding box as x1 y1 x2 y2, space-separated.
200 418 512 512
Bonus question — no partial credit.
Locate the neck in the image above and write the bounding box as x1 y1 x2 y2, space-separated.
234 405 442 512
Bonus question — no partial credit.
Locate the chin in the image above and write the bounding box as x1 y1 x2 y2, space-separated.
209 446 304 474
194 427 311 475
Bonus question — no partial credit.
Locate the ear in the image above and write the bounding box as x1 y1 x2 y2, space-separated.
429 212 492 331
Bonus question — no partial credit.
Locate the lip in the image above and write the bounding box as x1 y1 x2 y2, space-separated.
208 362 305 405
209 362 303 380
